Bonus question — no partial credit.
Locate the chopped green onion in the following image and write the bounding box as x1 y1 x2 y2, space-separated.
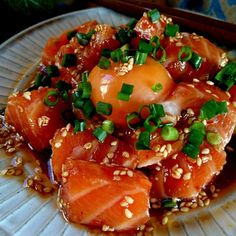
93 127 108 142
44 90 59 107
144 115 161 132
178 46 193 62
150 36 160 49
120 44 130 52
101 48 111 58
149 104 165 118
98 56 111 69
76 32 89 45
206 132 222 145
45 65 60 77
182 143 200 159
126 112 142 130
83 99 95 119
117 83 134 101
214 61 236 91
55 80 72 91
135 51 148 65
78 81 92 99
127 18 137 29
102 120 114 134
165 24 179 37
86 29 96 39
182 122 206 159
199 99 228 120
81 71 89 82
74 119 86 133
73 98 85 109
161 126 179 141
153 46 166 63
116 28 129 44
138 39 153 54
96 101 112 116
190 52 202 70
162 198 177 208
67 29 77 40
111 48 123 62
61 90 69 101
135 131 151 150
152 82 163 93
147 8 160 23
61 54 77 67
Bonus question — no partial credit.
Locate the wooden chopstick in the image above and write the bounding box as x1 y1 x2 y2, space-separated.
85 0 236 47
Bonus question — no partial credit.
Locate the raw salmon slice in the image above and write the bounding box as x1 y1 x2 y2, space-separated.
58 160 151 232
51 125 138 182
5 87 68 151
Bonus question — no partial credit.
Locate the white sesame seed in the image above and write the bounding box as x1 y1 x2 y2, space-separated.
120 170 127 175
196 157 202 166
183 172 191 180
122 151 130 158
23 91 31 100
205 89 212 94
107 152 114 159
163 149 168 158
113 170 120 176
193 78 200 83
160 145 166 153
124 208 133 218
120 201 129 207
162 216 168 225
125 196 134 204
54 142 61 148
83 142 92 149
206 80 214 85
127 170 134 177
201 148 210 155
184 128 190 133
111 141 118 146
180 207 190 212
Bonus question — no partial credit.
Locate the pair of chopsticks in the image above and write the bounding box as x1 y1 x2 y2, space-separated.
84 0 236 47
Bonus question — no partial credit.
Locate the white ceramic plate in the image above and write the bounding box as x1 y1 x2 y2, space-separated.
0 6 236 236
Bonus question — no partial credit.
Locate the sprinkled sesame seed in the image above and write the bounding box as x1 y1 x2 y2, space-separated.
201 148 210 155
83 142 92 149
55 142 62 148
111 141 118 146
163 149 168 158
107 152 114 159
120 170 127 175
125 196 134 204
196 157 202 166
127 170 134 177
162 216 168 225
206 80 214 85
183 172 191 180
184 128 190 133
62 171 69 177
122 151 130 158
124 208 133 218
120 201 129 207
160 145 166 153
166 144 172 153
113 170 120 175
23 91 31 100
180 207 190 212
204 199 210 206
205 89 212 94
193 78 200 83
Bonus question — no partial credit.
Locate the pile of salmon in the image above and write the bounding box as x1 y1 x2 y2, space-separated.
4 8 236 233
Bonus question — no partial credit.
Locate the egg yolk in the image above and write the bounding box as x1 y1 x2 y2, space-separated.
89 56 175 126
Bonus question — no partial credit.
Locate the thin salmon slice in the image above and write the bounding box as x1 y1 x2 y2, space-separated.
51 125 138 182
58 160 151 232
150 142 226 198
5 87 68 151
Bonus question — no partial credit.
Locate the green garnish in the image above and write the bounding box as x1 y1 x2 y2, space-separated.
117 83 134 101
96 101 112 116
143 115 161 133
214 61 236 91
74 119 86 133
165 24 179 37
161 126 179 141
199 99 228 120
147 9 160 23
61 54 77 67
44 90 59 107
45 65 60 77
152 83 163 93
102 120 115 134
126 112 142 130
178 46 193 62
135 51 148 65
206 132 222 146
98 56 111 69
93 127 108 142
135 131 151 150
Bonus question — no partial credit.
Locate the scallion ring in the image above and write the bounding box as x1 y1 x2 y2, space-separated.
178 46 192 62
102 120 114 134
143 115 161 132
44 90 59 107
161 126 179 141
